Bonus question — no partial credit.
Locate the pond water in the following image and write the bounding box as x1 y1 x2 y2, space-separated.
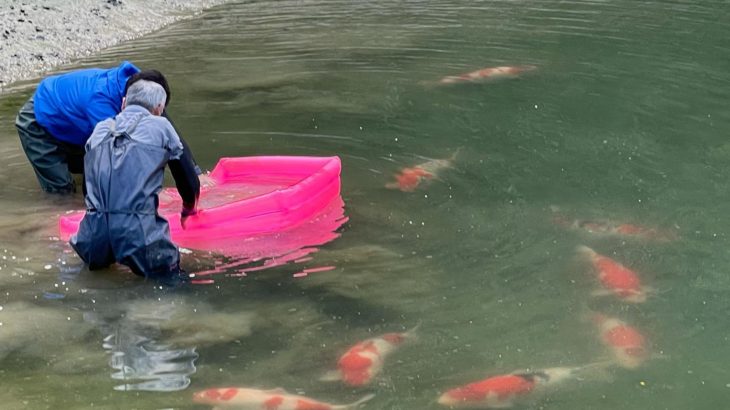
1 0 730 409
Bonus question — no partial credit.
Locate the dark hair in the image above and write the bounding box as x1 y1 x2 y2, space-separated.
125 70 171 106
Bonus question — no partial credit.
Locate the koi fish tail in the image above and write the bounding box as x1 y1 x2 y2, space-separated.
576 360 616 372
642 286 669 301
573 360 616 382
397 321 422 342
438 76 462 85
406 321 422 336
385 181 401 190
320 370 343 382
336 393 376 409
519 64 538 73
533 361 616 386
449 147 464 162
575 245 596 258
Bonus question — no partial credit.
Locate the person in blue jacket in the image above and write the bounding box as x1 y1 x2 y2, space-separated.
70 80 198 279
15 61 201 194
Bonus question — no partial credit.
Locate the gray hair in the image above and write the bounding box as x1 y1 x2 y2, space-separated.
125 80 167 112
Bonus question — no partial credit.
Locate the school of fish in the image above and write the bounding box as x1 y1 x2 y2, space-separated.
191 66 667 410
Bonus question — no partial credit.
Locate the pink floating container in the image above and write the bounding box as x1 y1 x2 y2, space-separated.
59 156 343 251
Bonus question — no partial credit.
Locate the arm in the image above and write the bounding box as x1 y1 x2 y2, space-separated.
169 154 200 215
159 116 200 223
162 109 202 175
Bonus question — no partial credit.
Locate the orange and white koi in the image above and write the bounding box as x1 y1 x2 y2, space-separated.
385 151 459 192
438 65 537 85
385 166 434 192
437 365 599 408
192 387 374 410
577 246 648 303
594 314 649 369
322 325 418 387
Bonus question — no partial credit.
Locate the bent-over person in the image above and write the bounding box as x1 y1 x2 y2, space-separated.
70 80 199 278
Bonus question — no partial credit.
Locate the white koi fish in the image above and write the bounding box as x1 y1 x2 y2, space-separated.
192 387 374 410
438 65 537 85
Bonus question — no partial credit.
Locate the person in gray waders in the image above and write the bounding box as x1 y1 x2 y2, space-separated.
70 80 200 279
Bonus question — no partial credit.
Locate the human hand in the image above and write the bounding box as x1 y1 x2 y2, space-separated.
181 207 197 230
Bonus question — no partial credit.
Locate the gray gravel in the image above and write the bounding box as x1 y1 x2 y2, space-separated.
0 0 231 92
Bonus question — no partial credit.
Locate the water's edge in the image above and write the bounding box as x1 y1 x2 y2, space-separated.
0 0 233 92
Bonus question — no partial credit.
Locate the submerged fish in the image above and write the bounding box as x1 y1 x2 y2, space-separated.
192 387 374 410
594 314 649 369
438 65 536 85
577 246 648 303
437 364 606 408
386 150 459 192
322 325 419 386
551 209 677 241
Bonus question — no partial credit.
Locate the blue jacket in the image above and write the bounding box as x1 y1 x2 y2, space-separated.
33 61 140 146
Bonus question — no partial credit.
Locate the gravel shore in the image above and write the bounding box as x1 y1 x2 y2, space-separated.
0 0 230 92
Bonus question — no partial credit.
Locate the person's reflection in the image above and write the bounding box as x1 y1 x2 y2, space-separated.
85 291 199 392
78 281 253 392
105 330 198 391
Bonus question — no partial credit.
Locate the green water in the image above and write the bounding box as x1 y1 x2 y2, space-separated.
1 0 730 408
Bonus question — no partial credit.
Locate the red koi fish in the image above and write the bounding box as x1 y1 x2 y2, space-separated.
594 314 649 369
437 365 599 408
322 325 418 386
386 150 459 192
192 387 374 410
438 65 537 85
577 246 648 303
385 166 434 192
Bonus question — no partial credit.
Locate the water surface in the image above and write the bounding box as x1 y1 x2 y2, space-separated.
1 0 730 408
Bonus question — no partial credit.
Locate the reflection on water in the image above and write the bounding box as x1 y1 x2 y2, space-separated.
105 332 198 392
88 299 200 392
1 0 730 408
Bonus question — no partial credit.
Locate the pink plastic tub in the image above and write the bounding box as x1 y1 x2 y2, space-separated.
59 156 343 250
